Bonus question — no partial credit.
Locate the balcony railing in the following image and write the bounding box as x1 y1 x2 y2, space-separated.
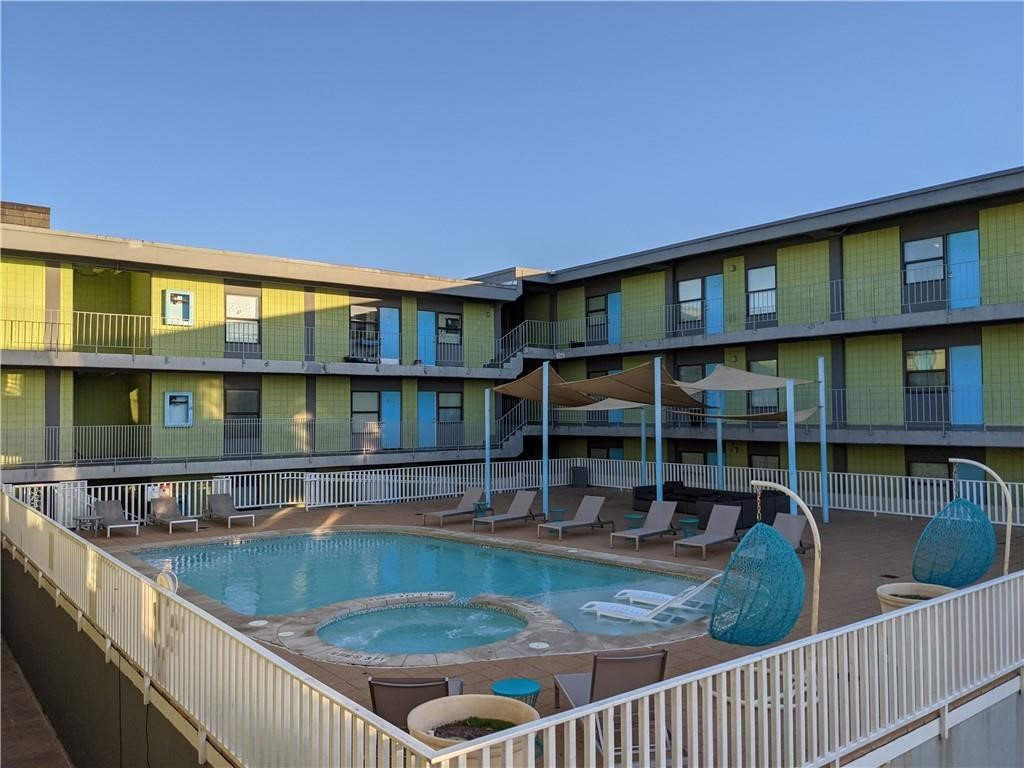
0 406 526 468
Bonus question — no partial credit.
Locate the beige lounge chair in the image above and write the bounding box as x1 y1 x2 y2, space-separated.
422 487 484 527
609 500 677 550
773 513 808 553
205 493 256 528
150 497 200 534
672 504 740 560
471 490 539 533
94 499 140 538
536 495 611 540
368 676 464 731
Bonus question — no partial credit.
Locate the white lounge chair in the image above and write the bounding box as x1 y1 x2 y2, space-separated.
613 573 722 611
422 487 484 527
206 493 256 528
536 495 611 539
581 575 720 624
609 500 677 550
150 497 200 534
471 490 539 532
672 504 741 560
94 499 140 538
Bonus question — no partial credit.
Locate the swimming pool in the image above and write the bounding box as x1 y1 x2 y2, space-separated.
137 531 705 637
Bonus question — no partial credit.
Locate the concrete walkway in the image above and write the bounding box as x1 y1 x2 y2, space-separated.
1 639 73 768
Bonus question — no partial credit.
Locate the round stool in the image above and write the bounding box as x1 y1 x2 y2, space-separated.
624 513 646 529
491 677 541 706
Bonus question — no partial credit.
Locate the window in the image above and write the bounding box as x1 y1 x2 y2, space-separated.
224 388 259 416
747 266 776 319
903 237 945 284
586 296 608 342
677 364 704 384
751 454 781 470
225 294 260 344
909 461 949 479
351 392 380 432
437 313 462 344
748 359 779 411
678 451 705 465
589 446 609 460
905 349 947 388
676 279 702 323
438 392 462 422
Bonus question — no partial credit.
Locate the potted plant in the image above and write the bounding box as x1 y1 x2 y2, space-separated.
876 582 954 613
407 694 539 767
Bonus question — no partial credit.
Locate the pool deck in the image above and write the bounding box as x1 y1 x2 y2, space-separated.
96 487 1023 719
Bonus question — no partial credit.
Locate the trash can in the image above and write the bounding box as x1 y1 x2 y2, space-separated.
571 466 589 488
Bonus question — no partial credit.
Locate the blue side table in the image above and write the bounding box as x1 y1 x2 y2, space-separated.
624 513 646 529
491 677 541 707
473 501 493 518
677 514 700 538
545 506 568 522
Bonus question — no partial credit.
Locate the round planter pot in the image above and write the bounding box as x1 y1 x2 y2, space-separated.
877 582 954 613
408 693 540 767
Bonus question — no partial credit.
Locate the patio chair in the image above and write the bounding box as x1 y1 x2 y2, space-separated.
581 575 720 624
554 650 671 761
205 493 256 528
422 487 484 527
772 513 809 554
368 676 464 731
471 490 539 533
536 495 611 540
672 504 741 560
94 499 140 538
150 496 201 534
608 500 677 551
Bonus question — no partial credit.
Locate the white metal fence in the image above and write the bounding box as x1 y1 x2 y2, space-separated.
3 488 1021 767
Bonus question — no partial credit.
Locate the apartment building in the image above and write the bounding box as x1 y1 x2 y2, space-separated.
1 169 1022 485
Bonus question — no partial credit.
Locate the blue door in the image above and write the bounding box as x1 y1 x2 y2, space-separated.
705 274 724 334
948 230 980 310
607 292 622 345
417 391 436 448
417 311 436 365
609 447 625 461
380 307 400 363
608 368 624 423
950 345 983 425
380 391 401 449
703 363 722 413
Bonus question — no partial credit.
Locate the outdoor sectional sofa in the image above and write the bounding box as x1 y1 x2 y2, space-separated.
631 482 788 530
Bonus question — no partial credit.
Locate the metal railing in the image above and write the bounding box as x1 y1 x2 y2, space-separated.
3 486 1021 768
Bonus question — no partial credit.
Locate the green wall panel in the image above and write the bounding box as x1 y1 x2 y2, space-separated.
260 375 308 455
725 440 748 467
985 447 1024 484
1 368 45 464
315 376 350 453
524 293 552 346
621 271 666 342
777 240 829 325
847 444 904 475
0 256 48 349
982 324 1024 427
463 302 494 367
314 290 348 363
463 380 491 448
845 334 903 425
150 372 223 459
151 273 225 358
979 202 1024 306
723 255 746 332
559 437 588 459
724 346 747 418
556 287 585 346
842 228 900 320
401 296 418 364
402 378 418 449
778 340 831 423
262 284 305 362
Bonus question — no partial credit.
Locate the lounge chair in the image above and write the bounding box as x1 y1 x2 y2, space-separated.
607 573 722 614
471 490 539 533
554 650 670 761
150 497 200 534
536 495 611 539
773 513 808 553
94 499 140 538
422 487 483 527
672 504 740 560
609 500 677 550
205 493 256 528
368 676 464 731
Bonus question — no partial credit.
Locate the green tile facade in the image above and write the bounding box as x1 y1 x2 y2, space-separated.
982 324 1024 426
979 202 1024 306
621 271 666 342
262 284 305 362
722 255 745 332
463 302 494 367
845 334 904 426
777 240 829 325
842 228 900 320
778 340 831 423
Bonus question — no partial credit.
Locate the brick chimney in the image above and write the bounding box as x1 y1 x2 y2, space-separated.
1 201 51 228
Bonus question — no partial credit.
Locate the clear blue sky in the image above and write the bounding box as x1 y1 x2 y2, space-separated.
3 2 1022 278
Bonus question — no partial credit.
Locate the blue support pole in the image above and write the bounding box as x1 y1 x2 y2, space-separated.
818 356 830 523
640 407 648 484
654 357 663 502
484 387 492 506
786 378 798 514
716 410 724 491
542 361 549 516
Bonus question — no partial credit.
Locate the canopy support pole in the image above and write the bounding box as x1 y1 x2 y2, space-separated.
818 356 829 523
716 406 724 491
786 379 797 515
949 458 1014 576
542 361 549 517
484 387 491 506
654 357 663 502
751 480 822 635
640 407 648 485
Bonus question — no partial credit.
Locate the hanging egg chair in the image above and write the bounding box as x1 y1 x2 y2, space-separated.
911 497 995 588
709 522 805 647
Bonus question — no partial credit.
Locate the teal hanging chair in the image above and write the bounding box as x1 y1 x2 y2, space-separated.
912 498 995 588
709 521 805 646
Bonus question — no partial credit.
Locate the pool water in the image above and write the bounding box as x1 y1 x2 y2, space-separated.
137 531 704 637
318 605 527 653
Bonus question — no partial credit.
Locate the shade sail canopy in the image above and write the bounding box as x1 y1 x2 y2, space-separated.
670 407 818 423
493 367 596 407
553 361 704 408
688 365 811 391
565 397 648 412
